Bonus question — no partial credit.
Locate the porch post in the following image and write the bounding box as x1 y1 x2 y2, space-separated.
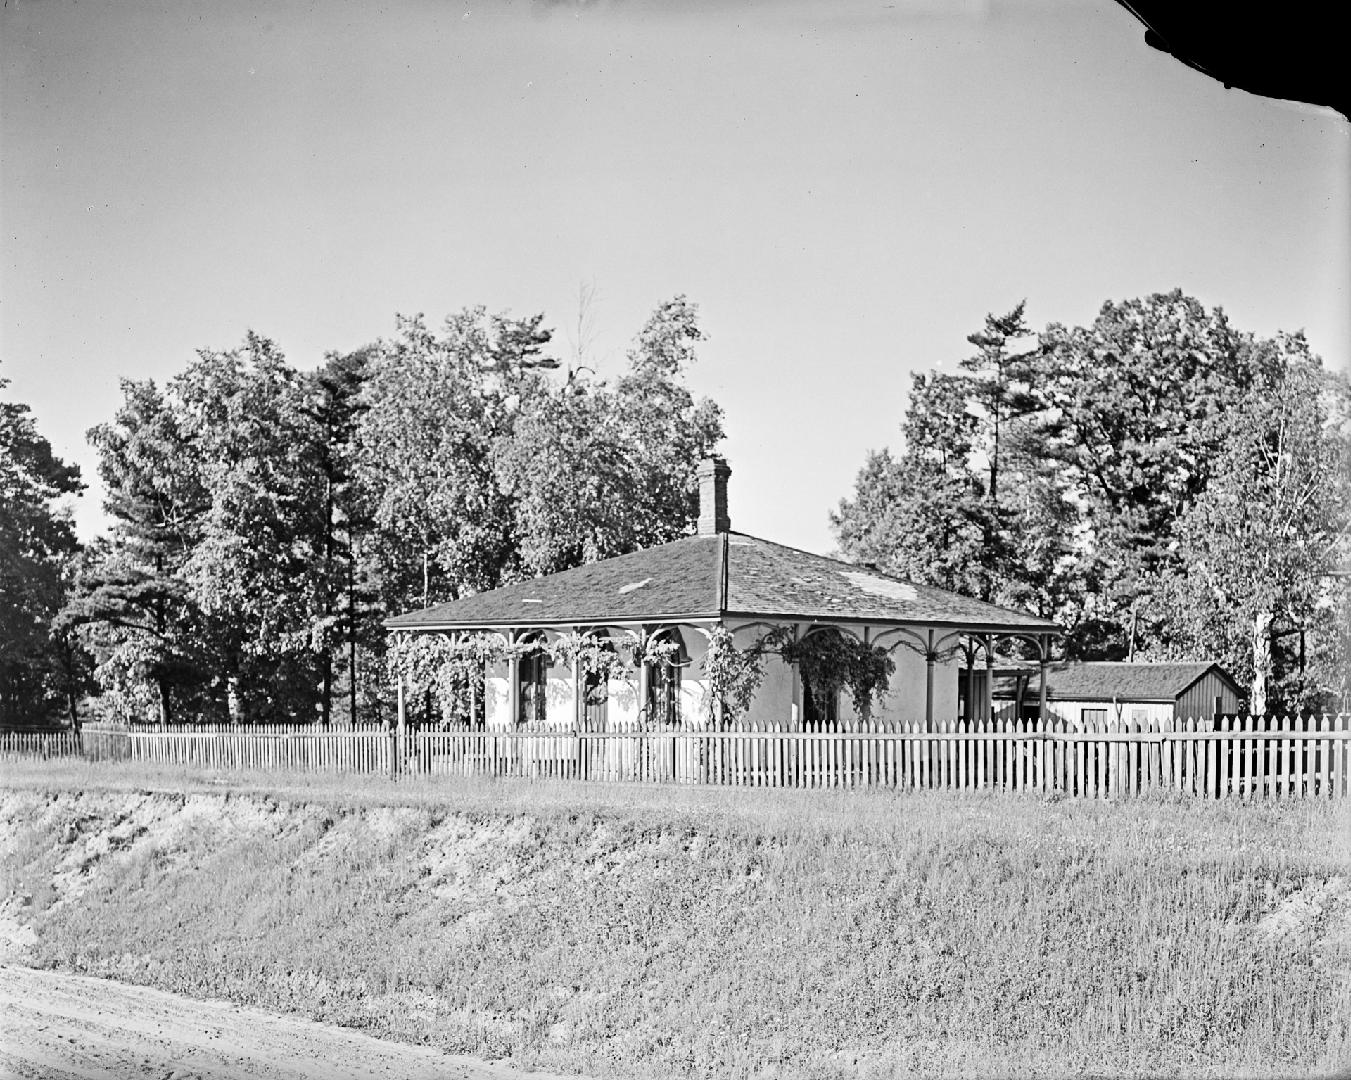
637 631 651 725
508 635 521 727
572 656 583 729
924 628 936 733
1037 639 1049 726
1038 637 1051 792
964 640 974 724
984 636 994 722
395 672 406 778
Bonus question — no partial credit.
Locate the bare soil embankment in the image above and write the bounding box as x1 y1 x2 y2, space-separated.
2 767 1350 1079
0 963 578 1080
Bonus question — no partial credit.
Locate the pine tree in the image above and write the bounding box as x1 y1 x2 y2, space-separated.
0 369 83 725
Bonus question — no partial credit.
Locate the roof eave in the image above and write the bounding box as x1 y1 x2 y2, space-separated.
385 610 1060 635
384 611 723 633
723 609 1060 634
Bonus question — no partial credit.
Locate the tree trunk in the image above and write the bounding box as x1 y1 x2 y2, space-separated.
61 639 81 731
156 678 171 727
347 548 358 726
227 676 243 725
1250 610 1273 716
320 652 331 729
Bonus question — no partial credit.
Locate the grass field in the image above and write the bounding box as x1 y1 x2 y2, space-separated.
3 760 1349 1078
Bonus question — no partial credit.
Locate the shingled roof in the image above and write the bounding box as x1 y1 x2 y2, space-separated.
385 531 1060 634
992 661 1237 702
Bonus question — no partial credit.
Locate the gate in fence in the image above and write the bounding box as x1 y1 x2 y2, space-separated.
4 714 1348 799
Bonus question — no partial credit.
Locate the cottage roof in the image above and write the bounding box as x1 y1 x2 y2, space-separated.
384 531 1059 634
992 661 1237 703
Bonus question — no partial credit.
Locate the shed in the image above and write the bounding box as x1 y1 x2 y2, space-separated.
991 661 1243 727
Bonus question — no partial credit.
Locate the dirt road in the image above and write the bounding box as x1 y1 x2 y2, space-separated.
0 964 582 1080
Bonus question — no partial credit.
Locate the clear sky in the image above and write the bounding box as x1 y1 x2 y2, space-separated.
3 0 1347 556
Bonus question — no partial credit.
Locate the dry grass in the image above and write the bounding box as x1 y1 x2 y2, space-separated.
3 760 1349 1079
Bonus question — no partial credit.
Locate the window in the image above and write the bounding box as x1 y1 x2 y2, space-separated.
583 667 609 728
1081 707 1108 728
518 645 548 727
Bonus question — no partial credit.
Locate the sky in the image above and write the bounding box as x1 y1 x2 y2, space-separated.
3 0 1347 557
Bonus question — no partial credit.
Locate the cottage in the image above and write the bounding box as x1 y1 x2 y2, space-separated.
991 661 1244 727
385 458 1060 732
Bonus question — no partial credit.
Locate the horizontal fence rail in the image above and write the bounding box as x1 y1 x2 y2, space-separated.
4 714 1348 799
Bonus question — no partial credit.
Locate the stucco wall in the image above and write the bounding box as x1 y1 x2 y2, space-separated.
543 653 572 727
751 654 799 727
604 675 642 727
868 646 960 729
485 661 511 729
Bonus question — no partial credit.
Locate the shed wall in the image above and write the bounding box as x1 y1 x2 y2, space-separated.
486 661 511 729
1176 672 1241 722
993 697 1173 728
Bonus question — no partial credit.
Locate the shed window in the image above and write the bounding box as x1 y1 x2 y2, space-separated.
1081 707 1108 729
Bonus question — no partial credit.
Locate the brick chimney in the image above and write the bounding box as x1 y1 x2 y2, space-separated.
697 457 731 536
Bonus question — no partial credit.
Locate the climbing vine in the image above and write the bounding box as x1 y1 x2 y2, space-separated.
700 625 766 723
759 626 894 716
639 635 683 669
388 630 687 713
546 633 632 683
386 632 520 718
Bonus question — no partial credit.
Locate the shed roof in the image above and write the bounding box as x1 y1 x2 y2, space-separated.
385 531 1059 634
992 661 1238 703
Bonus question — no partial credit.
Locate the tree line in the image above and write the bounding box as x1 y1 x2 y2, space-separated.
3 288 1347 727
0 297 722 727
833 290 1351 713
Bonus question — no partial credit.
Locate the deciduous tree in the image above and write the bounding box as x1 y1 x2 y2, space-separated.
1035 290 1277 655
1157 346 1350 711
495 295 724 576
355 308 556 611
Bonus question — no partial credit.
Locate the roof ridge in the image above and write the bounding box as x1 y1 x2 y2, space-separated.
1054 660 1216 668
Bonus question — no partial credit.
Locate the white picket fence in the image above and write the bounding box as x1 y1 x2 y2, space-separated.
76 722 394 774
408 713 1351 798
6 714 1348 799
0 730 82 760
